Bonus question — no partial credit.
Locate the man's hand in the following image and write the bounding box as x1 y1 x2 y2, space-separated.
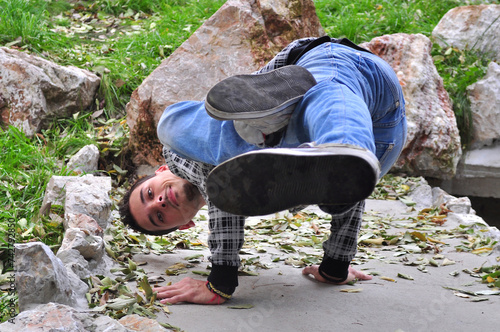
153 277 227 305
302 265 372 284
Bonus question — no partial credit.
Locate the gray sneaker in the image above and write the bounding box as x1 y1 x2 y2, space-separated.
205 65 317 145
206 144 381 216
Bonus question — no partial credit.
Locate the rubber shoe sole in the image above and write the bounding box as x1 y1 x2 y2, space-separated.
205 65 317 121
206 145 380 216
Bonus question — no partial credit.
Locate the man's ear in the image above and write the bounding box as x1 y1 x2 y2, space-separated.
178 220 195 230
155 165 169 175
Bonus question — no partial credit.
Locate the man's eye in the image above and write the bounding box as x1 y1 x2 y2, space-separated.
157 212 163 222
148 188 153 198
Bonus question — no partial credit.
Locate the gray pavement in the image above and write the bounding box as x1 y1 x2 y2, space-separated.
133 199 500 332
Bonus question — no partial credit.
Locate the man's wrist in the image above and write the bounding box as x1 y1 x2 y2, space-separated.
207 264 239 295
319 257 350 283
206 281 232 300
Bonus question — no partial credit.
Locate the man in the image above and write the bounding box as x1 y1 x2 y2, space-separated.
120 36 407 305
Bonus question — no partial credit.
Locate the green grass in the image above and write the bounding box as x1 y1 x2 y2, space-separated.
431 45 490 147
26 0 226 114
0 0 50 46
0 0 497 323
0 126 69 243
314 0 476 43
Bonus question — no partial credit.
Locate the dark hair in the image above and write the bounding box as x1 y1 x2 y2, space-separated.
119 174 179 236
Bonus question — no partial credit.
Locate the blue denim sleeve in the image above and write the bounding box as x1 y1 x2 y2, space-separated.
157 101 257 166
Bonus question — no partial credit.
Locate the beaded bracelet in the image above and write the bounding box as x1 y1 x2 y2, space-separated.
206 281 232 300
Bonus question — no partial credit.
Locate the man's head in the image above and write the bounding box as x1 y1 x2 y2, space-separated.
119 166 205 236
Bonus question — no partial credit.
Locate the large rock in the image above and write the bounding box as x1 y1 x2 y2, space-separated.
0 303 131 332
14 242 88 312
432 4 500 61
126 0 325 165
42 175 115 279
467 61 500 148
57 215 112 279
42 174 112 208
361 33 462 179
67 144 100 174
55 248 91 280
64 178 113 229
42 174 112 229
0 47 100 136
58 228 104 260
64 213 104 236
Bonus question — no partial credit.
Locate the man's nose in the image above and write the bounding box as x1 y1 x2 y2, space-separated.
157 194 166 208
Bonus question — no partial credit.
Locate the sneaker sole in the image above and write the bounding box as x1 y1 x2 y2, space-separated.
205 65 317 121
206 146 380 216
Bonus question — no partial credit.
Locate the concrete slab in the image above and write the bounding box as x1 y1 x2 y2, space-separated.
437 143 500 199
132 200 500 332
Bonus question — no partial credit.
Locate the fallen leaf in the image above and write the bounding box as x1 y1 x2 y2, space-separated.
160 322 182 330
340 288 363 293
184 254 204 264
238 270 259 276
441 258 455 266
399 196 416 206
138 276 153 300
147 275 165 284
99 291 110 306
380 277 396 282
166 269 187 276
165 262 188 276
429 258 439 267
454 292 470 298
443 287 476 296
280 244 296 253
227 304 254 309
361 238 385 245
470 297 489 302
106 297 137 310
472 247 493 255
410 231 426 242
397 273 414 280
427 237 446 244
417 265 428 273
92 109 104 118
114 79 126 88
474 289 500 296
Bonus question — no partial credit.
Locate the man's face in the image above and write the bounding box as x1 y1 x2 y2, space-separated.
129 166 205 232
